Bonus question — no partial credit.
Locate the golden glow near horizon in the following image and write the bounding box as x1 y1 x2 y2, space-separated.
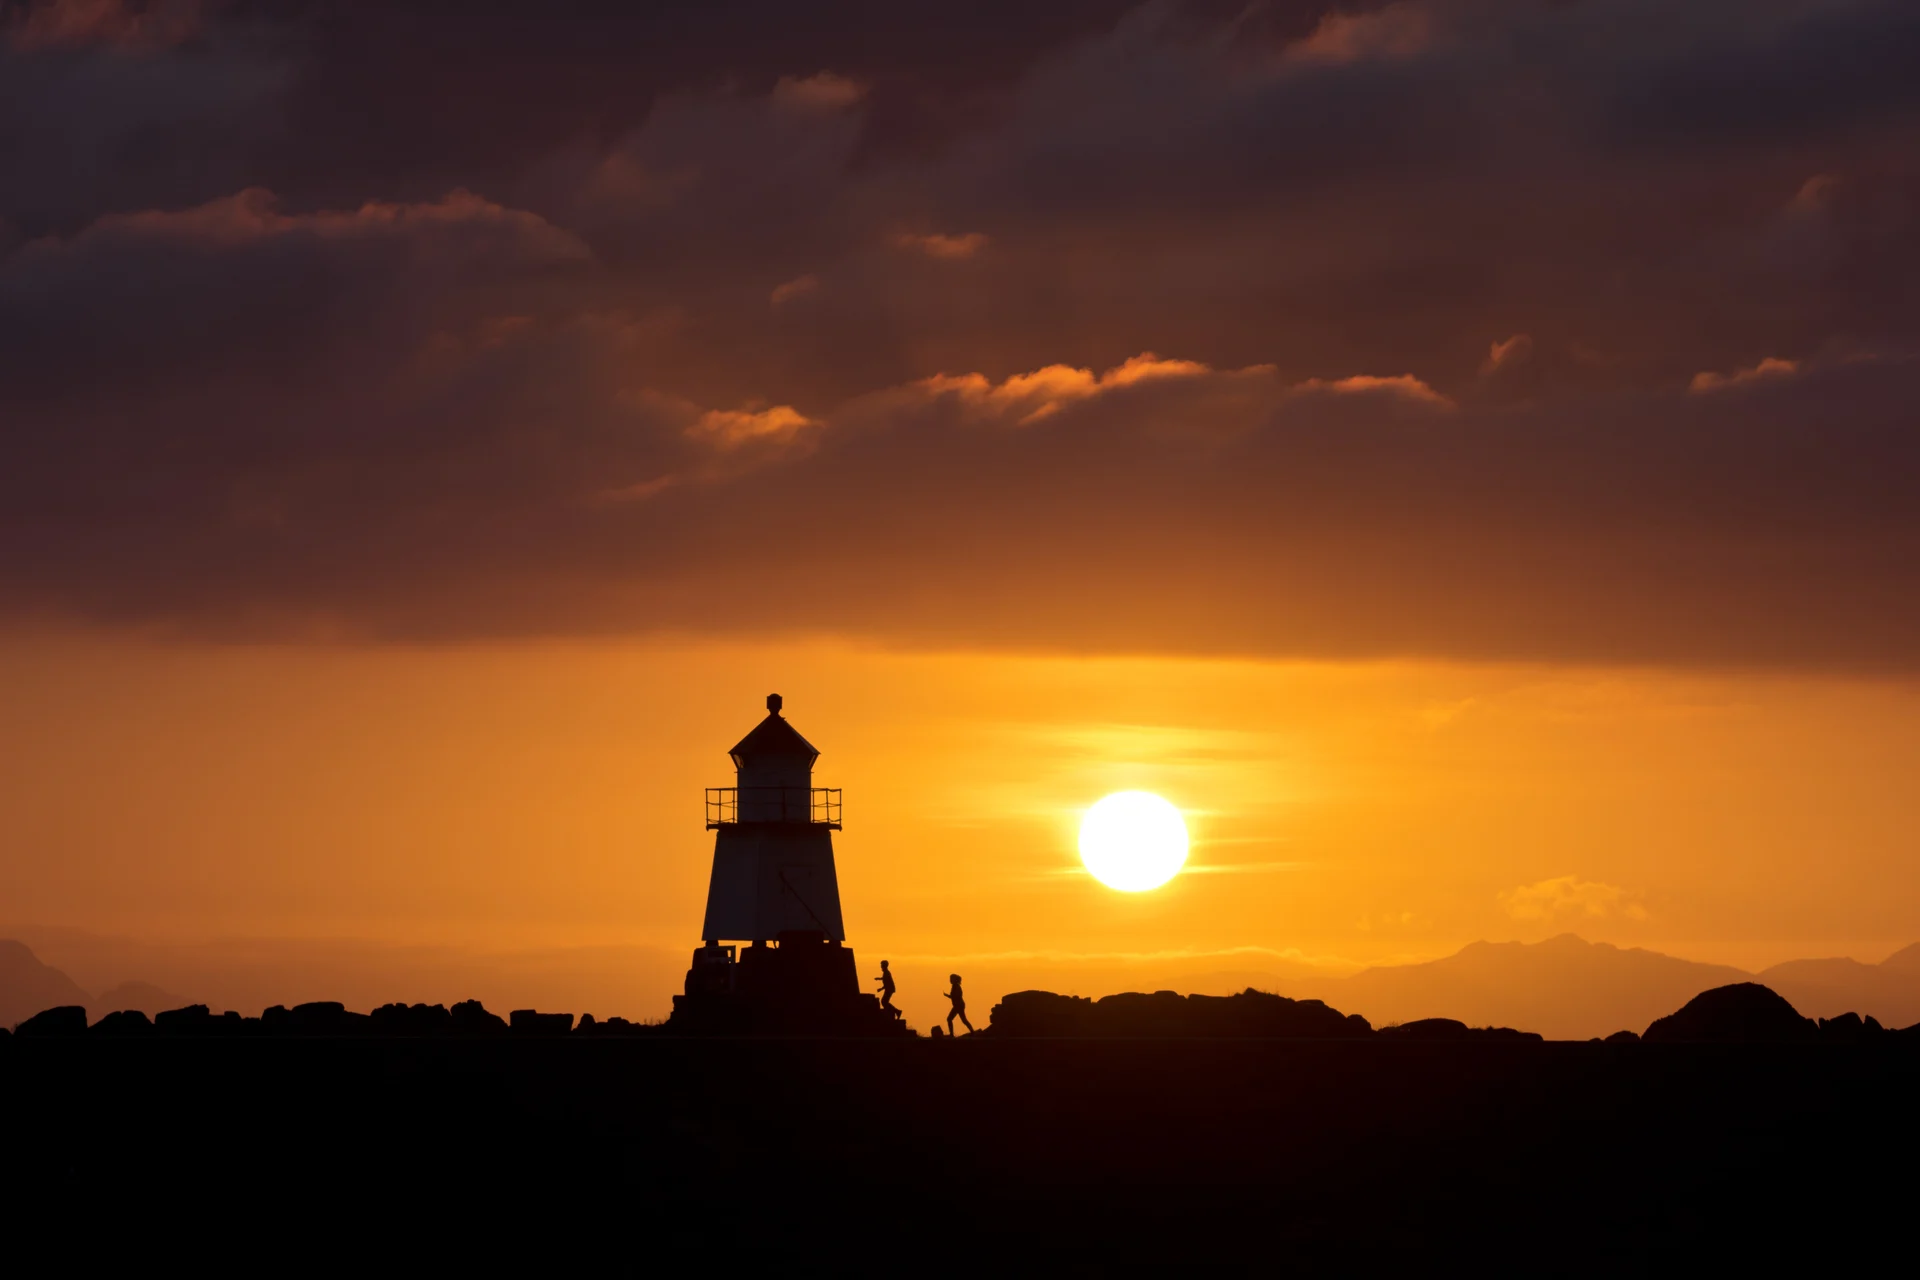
1079 791 1190 892
8 635 1920 1028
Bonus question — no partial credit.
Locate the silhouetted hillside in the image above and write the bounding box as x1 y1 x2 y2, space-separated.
0 942 91 1029
1643 984 1818 1042
1635 983 1906 1042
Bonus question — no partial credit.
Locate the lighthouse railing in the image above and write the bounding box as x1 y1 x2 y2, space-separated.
705 787 842 829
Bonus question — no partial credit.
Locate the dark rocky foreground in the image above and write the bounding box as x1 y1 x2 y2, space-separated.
6 1024 1917 1268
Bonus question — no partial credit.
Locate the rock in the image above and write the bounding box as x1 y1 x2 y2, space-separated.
1377 1018 1543 1041
1605 1029 1641 1043
986 988 1375 1038
154 1004 213 1034
578 1015 649 1036
16 1005 88 1036
450 999 508 1036
1180 989 1373 1039
290 1002 369 1035
90 1010 155 1036
1816 1011 1887 1040
986 990 1095 1036
1378 1018 1470 1040
254 1002 370 1035
154 1006 247 1035
1642 983 1817 1042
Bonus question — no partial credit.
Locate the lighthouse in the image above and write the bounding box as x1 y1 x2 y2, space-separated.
673 694 897 1032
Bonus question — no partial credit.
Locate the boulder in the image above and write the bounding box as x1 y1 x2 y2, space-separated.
90 1009 155 1036
578 1015 650 1036
256 1002 368 1035
987 990 1095 1036
154 1004 213 1034
1380 1017 1469 1039
1816 1012 1886 1041
1642 983 1817 1042
450 999 508 1036
15 1005 88 1037
296 1002 369 1035
1090 990 1192 1037
1377 1018 1542 1042
1181 989 1373 1039
1604 1029 1641 1044
986 988 1374 1038
157 1007 246 1035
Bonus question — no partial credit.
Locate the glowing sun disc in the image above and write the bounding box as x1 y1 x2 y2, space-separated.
1079 791 1189 892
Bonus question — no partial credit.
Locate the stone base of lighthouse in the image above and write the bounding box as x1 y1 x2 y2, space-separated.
666 930 910 1036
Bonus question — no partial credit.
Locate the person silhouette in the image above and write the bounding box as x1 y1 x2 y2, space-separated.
945 973 974 1036
875 959 898 1016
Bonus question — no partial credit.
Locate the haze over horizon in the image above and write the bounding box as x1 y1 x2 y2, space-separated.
5 0 1920 1030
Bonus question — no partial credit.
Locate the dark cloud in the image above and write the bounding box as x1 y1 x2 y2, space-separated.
2 0 1170 231
2 0 1918 666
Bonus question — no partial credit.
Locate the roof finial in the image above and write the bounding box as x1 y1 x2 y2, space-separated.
767 692 783 715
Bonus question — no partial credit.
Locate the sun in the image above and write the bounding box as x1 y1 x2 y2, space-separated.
1079 791 1189 892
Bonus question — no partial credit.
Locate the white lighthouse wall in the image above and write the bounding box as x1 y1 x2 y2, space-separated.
735 756 814 822
700 824 847 942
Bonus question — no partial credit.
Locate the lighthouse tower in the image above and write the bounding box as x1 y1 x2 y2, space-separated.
675 694 893 1031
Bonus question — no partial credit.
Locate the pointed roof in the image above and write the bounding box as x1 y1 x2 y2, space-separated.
729 693 819 766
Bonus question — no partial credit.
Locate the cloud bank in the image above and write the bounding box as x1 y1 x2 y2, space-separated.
2 0 1918 665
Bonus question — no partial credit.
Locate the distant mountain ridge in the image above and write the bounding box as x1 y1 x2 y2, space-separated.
1758 944 1920 1028
1289 934 1920 1040
0 940 92 1029
7 934 1920 1038
1 943 187 1029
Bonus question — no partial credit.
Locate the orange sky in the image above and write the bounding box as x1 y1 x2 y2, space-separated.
6 633 1919 1027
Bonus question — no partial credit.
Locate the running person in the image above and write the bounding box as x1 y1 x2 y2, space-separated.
945 973 975 1036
